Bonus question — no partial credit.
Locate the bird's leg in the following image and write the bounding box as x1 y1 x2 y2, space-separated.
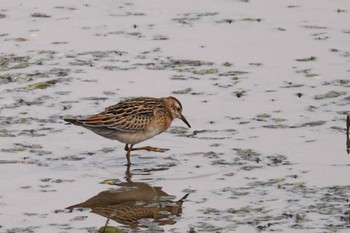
123 144 168 165
124 144 133 166
128 145 169 153
101 218 110 233
124 144 130 151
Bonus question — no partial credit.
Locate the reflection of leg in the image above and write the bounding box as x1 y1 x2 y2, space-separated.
125 163 132 183
125 145 169 153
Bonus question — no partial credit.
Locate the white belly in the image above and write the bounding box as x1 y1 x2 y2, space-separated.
114 130 160 145
85 122 168 145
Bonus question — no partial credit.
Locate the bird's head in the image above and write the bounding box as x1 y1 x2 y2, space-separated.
165 96 191 128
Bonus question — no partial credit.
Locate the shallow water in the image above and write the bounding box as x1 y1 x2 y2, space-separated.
1 0 350 232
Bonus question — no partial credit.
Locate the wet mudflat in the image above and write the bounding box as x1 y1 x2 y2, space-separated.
1 0 350 232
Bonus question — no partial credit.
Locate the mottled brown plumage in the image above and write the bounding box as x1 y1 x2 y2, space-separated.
64 96 190 165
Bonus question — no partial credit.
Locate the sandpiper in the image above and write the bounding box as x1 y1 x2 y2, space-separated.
64 96 191 165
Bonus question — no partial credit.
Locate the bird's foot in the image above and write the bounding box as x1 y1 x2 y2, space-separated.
143 146 169 153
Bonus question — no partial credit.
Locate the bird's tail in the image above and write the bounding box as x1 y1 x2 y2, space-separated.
63 118 79 125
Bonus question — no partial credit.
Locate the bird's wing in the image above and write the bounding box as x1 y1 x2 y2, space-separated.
77 98 160 132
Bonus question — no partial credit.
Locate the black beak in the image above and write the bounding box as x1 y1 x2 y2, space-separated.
179 114 191 128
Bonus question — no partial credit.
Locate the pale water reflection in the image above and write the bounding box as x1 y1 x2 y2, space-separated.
1 0 350 233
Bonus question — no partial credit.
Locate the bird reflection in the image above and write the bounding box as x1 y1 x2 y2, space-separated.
66 166 189 228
